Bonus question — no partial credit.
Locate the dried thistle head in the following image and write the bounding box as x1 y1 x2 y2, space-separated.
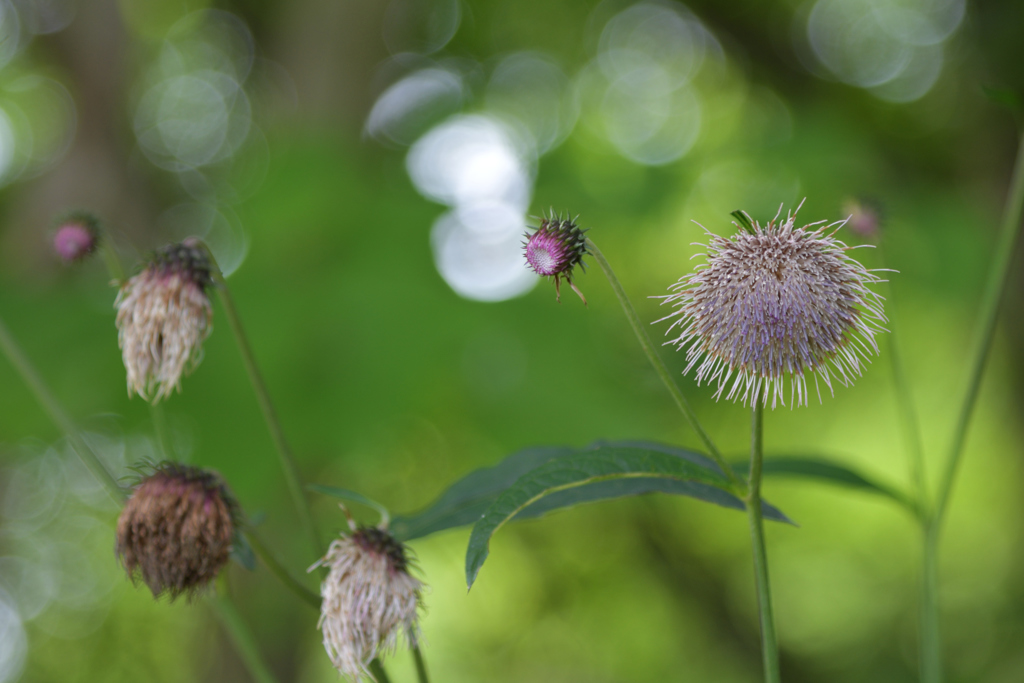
53 211 100 263
523 211 590 304
115 463 237 600
313 524 423 681
658 205 887 408
115 240 213 403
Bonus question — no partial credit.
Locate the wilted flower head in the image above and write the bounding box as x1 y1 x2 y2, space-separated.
313 523 423 681
115 240 213 403
115 463 237 600
53 212 100 263
659 205 887 408
523 211 590 304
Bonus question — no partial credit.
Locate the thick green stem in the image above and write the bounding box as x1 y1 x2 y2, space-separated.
213 277 320 559
920 521 942 683
369 659 392 683
586 239 744 493
934 129 1024 522
412 644 430 683
245 530 321 609
213 576 280 683
0 315 126 504
747 402 780 683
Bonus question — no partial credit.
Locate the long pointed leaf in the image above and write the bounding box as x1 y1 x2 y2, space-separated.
736 456 916 514
466 445 746 588
390 446 573 541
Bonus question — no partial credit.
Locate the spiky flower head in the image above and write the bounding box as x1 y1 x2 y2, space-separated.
313 522 423 681
523 211 590 304
659 205 887 408
115 239 213 403
115 463 237 600
53 211 100 263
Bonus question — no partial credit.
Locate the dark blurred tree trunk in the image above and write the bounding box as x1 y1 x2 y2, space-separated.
1 0 157 279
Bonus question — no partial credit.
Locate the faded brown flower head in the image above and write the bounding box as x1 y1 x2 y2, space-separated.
312 525 423 681
659 205 887 408
115 463 236 600
115 240 213 403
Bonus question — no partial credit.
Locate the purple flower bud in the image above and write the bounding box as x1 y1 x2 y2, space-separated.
842 198 882 239
523 212 590 304
658 205 888 408
52 212 100 263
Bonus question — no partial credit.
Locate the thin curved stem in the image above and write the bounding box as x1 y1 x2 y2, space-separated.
150 402 174 461
586 239 744 493
934 128 1024 522
412 644 430 683
920 520 942 683
245 530 321 609
213 576 280 683
746 402 780 683
369 659 393 683
0 315 126 504
211 271 321 560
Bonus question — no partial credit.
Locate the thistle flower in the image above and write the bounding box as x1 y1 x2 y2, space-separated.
313 523 423 681
53 212 100 263
523 212 590 304
842 198 882 239
115 240 213 403
115 463 237 600
659 205 887 408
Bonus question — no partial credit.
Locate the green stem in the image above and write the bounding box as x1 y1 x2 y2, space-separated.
934 128 1024 522
920 521 942 683
213 576 280 683
746 402 780 683
212 273 320 560
100 239 125 285
0 314 126 504
369 659 392 683
881 282 928 520
245 530 321 609
586 238 744 493
150 402 174 461
412 644 430 683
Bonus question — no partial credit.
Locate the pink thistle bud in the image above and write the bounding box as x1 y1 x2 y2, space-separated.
312 524 424 680
658 204 888 408
115 463 237 600
842 198 882 239
115 240 213 403
523 211 590 305
52 212 100 263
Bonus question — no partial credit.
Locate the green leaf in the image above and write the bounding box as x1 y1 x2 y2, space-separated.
735 456 916 513
230 529 256 571
731 210 757 234
982 85 1024 119
390 446 574 541
465 444 778 589
307 484 391 524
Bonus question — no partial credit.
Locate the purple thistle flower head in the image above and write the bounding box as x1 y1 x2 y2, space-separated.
523 211 590 304
52 211 100 263
658 204 888 408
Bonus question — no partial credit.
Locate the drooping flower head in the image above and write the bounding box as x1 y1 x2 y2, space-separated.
658 204 887 408
313 522 423 681
115 239 213 403
53 211 100 263
523 211 590 304
115 463 238 600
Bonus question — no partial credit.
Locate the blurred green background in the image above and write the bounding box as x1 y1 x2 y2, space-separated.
1 0 1023 681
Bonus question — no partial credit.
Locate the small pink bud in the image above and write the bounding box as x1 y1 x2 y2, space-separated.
52 213 100 263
